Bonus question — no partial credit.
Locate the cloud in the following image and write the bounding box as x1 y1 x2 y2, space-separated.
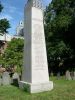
2 2 23 17
2 2 17 13
0 14 13 20
8 6 17 13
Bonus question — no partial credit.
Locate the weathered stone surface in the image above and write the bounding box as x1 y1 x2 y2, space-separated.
19 81 53 93
12 72 20 81
70 71 74 80
57 72 60 80
65 70 71 80
73 72 75 80
2 72 10 85
19 0 53 93
12 72 20 86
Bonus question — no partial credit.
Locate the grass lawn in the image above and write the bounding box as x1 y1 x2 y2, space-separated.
0 77 75 100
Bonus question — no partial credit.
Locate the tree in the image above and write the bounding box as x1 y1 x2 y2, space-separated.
0 2 10 35
2 38 24 72
0 2 3 13
0 18 10 33
44 0 75 74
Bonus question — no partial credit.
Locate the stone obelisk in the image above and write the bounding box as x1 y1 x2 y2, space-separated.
19 0 53 93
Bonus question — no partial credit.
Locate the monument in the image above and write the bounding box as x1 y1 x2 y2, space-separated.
19 0 53 93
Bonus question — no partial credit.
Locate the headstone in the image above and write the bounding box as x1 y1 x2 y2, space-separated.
2 72 10 85
65 70 71 80
70 71 74 80
19 0 53 93
12 72 20 86
57 72 60 79
0 78 2 85
50 72 53 77
73 72 75 80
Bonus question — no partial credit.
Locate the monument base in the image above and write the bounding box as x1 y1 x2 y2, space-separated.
19 81 53 93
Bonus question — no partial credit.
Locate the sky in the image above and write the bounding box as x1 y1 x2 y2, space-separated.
0 0 51 35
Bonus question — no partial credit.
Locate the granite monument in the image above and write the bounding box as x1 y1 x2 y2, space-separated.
19 0 53 93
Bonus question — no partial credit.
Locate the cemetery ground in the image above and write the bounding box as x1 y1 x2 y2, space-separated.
0 77 75 100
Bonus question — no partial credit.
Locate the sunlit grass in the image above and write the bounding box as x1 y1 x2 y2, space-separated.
0 77 75 100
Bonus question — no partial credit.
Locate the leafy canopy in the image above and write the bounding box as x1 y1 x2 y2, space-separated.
44 0 75 72
0 38 24 73
0 2 10 34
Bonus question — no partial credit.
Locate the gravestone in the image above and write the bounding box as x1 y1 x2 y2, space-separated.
73 72 75 80
57 72 60 79
2 72 10 85
65 70 71 80
0 78 2 85
19 0 53 93
12 72 20 86
50 72 53 77
70 71 74 80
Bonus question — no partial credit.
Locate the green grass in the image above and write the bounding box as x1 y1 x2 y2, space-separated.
0 77 75 100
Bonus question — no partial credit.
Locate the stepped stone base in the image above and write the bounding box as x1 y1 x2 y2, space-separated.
19 81 53 93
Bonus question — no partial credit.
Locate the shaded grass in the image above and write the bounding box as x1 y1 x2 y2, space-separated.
0 77 75 100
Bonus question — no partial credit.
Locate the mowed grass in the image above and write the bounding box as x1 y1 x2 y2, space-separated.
0 77 75 100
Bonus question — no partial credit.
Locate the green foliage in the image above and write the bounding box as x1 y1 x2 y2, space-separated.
0 18 10 33
0 38 24 72
0 2 3 13
0 2 10 34
0 56 5 66
44 0 75 73
48 41 73 58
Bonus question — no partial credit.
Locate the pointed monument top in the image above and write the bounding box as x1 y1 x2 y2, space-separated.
27 0 43 9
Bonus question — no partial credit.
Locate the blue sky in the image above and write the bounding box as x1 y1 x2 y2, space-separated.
0 0 51 35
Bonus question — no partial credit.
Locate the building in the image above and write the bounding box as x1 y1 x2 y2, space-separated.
0 34 24 55
0 34 12 42
0 34 12 55
0 34 24 42
16 21 24 36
